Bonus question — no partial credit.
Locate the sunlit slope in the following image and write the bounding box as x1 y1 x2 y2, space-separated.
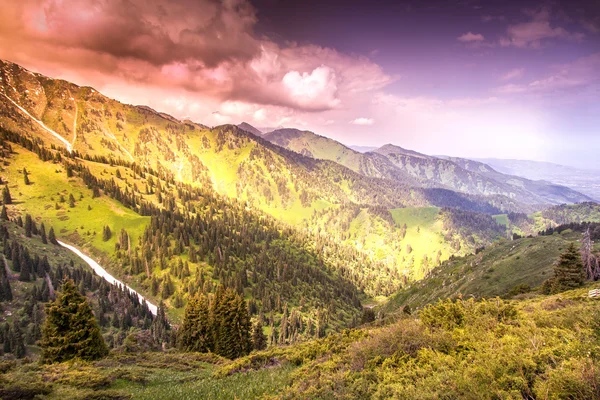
381 229 596 313
2 143 149 256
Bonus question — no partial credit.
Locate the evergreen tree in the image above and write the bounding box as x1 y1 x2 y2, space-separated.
178 294 212 352
151 301 170 346
23 168 30 185
252 320 267 351
19 255 31 281
0 263 12 301
11 319 26 358
552 243 586 292
102 225 112 242
40 280 108 363
40 223 47 244
0 205 8 221
25 214 33 237
48 227 58 245
2 186 12 205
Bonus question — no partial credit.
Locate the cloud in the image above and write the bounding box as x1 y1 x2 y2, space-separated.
282 66 340 110
499 8 585 48
495 53 600 96
457 32 485 42
500 68 525 81
349 117 374 126
0 0 391 113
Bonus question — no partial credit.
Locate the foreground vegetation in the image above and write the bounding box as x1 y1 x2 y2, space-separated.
1 283 599 399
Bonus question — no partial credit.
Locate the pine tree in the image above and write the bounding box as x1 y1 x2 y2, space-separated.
552 243 586 292
178 294 212 352
19 255 31 281
0 263 12 301
0 205 8 221
48 227 58 245
24 214 33 237
11 319 26 358
40 280 108 363
23 168 30 185
252 320 267 351
40 223 47 244
151 301 170 346
102 225 112 242
2 186 12 205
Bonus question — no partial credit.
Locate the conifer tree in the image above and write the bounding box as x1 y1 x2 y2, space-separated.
40 223 47 244
40 280 108 363
151 301 170 346
25 214 33 237
252 320 267 351
178 294 212 352
0 205 8 221
48 227 58 245
11 319 26 358
23 168 30 185
552 243 586 292
19 256 31 281
0 263 12 301
2 186 12 205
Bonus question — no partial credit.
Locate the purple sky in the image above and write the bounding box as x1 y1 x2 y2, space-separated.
0 0 598 168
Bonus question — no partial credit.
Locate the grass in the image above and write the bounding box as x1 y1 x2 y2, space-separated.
381 229 598 313
389 207 456 279
4 146 149 255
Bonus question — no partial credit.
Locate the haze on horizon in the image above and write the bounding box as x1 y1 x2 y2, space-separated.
0 0 598 169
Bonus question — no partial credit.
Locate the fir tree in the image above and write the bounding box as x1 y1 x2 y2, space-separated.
40 223 47 244
102 225 112 242
25 214 33 237
552 243 586 292
19 256 31 281
178 294 212 352
48 227 58 245
0 263 12 301
2 186 12 205
252 320 267 351
151 301 170 346
11 319 26 358
23 168 30 185
40 280 108 363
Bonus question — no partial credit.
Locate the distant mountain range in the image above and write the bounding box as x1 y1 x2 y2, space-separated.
255 124 592 207
473 158 600 202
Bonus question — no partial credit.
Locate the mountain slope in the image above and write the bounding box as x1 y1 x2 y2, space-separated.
237 122 263 136
261 126 591 206
474 158 600 201
378 145 592 205
442 155 592 205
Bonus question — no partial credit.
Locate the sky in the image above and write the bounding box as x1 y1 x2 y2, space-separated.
0 0 599 168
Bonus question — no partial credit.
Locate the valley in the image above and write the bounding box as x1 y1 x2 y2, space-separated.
0 59 599 400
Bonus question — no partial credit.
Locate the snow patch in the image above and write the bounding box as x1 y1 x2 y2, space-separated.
58 240 158 316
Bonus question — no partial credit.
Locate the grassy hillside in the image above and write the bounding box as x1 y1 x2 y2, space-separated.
3 285 599 399
381 228 599 313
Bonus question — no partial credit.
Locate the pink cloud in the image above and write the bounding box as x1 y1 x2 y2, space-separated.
457 32 485 42
500 68 525 81
500 8 585 48
495 53 600 96
0 0 391 113
349 118 374 126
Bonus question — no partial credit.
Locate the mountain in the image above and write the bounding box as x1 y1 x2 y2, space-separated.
442 156 593 205
262 126 592 206
474 158 600 201
237 122 263 136
350 145 378 153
